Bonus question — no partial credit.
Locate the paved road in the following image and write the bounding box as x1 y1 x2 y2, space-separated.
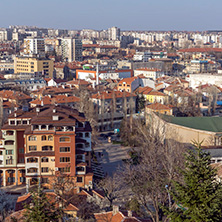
94 139 130 176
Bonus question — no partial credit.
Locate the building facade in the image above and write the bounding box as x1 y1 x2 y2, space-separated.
14 56 54 78
0 105 93 189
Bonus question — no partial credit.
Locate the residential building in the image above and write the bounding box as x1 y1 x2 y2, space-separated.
146 102 173 115
108 27 120 41
14 56 54 78
134 68 164 81
146 90 168 104
133 51 152 62
61 37 83 62
23 37 45 57
0 105 93 189
91 90 136 131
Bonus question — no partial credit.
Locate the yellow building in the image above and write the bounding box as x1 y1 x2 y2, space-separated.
14 56 54 78
146 90 168 104
146 103 173 115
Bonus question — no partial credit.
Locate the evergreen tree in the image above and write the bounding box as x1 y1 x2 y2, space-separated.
167 143 222 222
23 188 62 222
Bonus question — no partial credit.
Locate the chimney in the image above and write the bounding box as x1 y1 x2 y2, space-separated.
41 100 44 107
127 210 132 217
112 205 119 215
14 112 17 117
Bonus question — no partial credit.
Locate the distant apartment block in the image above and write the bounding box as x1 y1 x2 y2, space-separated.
23 37 45 57
61 37 83 62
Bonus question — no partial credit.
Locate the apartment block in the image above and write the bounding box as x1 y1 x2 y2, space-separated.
61 37 83 62
23 37 45 57
14 56 54 78
0 105 93 190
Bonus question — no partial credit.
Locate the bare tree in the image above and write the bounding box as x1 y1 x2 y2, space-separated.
118 118 186 222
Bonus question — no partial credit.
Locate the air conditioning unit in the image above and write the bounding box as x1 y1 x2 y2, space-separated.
55 167 58 171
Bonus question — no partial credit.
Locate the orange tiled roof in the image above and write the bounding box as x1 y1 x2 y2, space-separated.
148 90 166 96
30 95 80 106
118 77 138 85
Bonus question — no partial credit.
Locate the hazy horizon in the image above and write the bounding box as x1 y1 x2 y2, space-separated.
1 0 222 31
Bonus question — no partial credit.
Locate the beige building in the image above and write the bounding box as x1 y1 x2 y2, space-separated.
147 113 222 147
14 56 54 78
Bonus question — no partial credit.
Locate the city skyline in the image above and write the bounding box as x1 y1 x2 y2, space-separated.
1 0 222 31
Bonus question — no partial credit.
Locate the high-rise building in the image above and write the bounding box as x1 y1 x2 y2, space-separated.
61 37 83 62
0 105 93 190
23 37 45 57
108 27 120 40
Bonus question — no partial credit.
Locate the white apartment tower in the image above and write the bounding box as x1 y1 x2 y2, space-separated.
61 37 83 62
23 37 45 57
108 26 120 40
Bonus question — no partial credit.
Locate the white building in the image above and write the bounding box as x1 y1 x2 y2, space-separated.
134 68 164 81
23 37 45 57
61 37 82 62
187 73 222 89
108 27 120 41
133 51 152 62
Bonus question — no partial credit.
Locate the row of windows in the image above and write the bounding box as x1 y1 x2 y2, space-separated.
27 157 55 163
29 146 53 151
28 136 70 142
29 135 53 141
60 157 70 163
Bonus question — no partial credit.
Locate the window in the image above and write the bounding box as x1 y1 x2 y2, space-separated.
41 157 48 162
27 168 38 173
41 167 49 173
85 132 90 138
17 121 21 125
29 146 37 151
59 137 70 142
6 150 13 155
6 159 13 165
22 120 28 125
76 133 83 138
42 146 53 151
41 135 47 141
8 177 15 183
60 147 70 152
19 148 24 154
27 158 38 163
5 140 14 145
29 136 36 141
10 120 15 125
77 177 83 183
78 122 83 127
42 178 48 183
60 157 70 163
6 131 14 136
59 167 70 173
48 135 53 141
20 177 26 183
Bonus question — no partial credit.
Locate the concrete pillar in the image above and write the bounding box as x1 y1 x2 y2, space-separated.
38 125 41 130
46 125 49 130
15 169 18 185
3 170 6 187
26 178 30 193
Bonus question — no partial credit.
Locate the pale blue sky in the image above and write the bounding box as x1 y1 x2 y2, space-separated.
0 0 221 31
